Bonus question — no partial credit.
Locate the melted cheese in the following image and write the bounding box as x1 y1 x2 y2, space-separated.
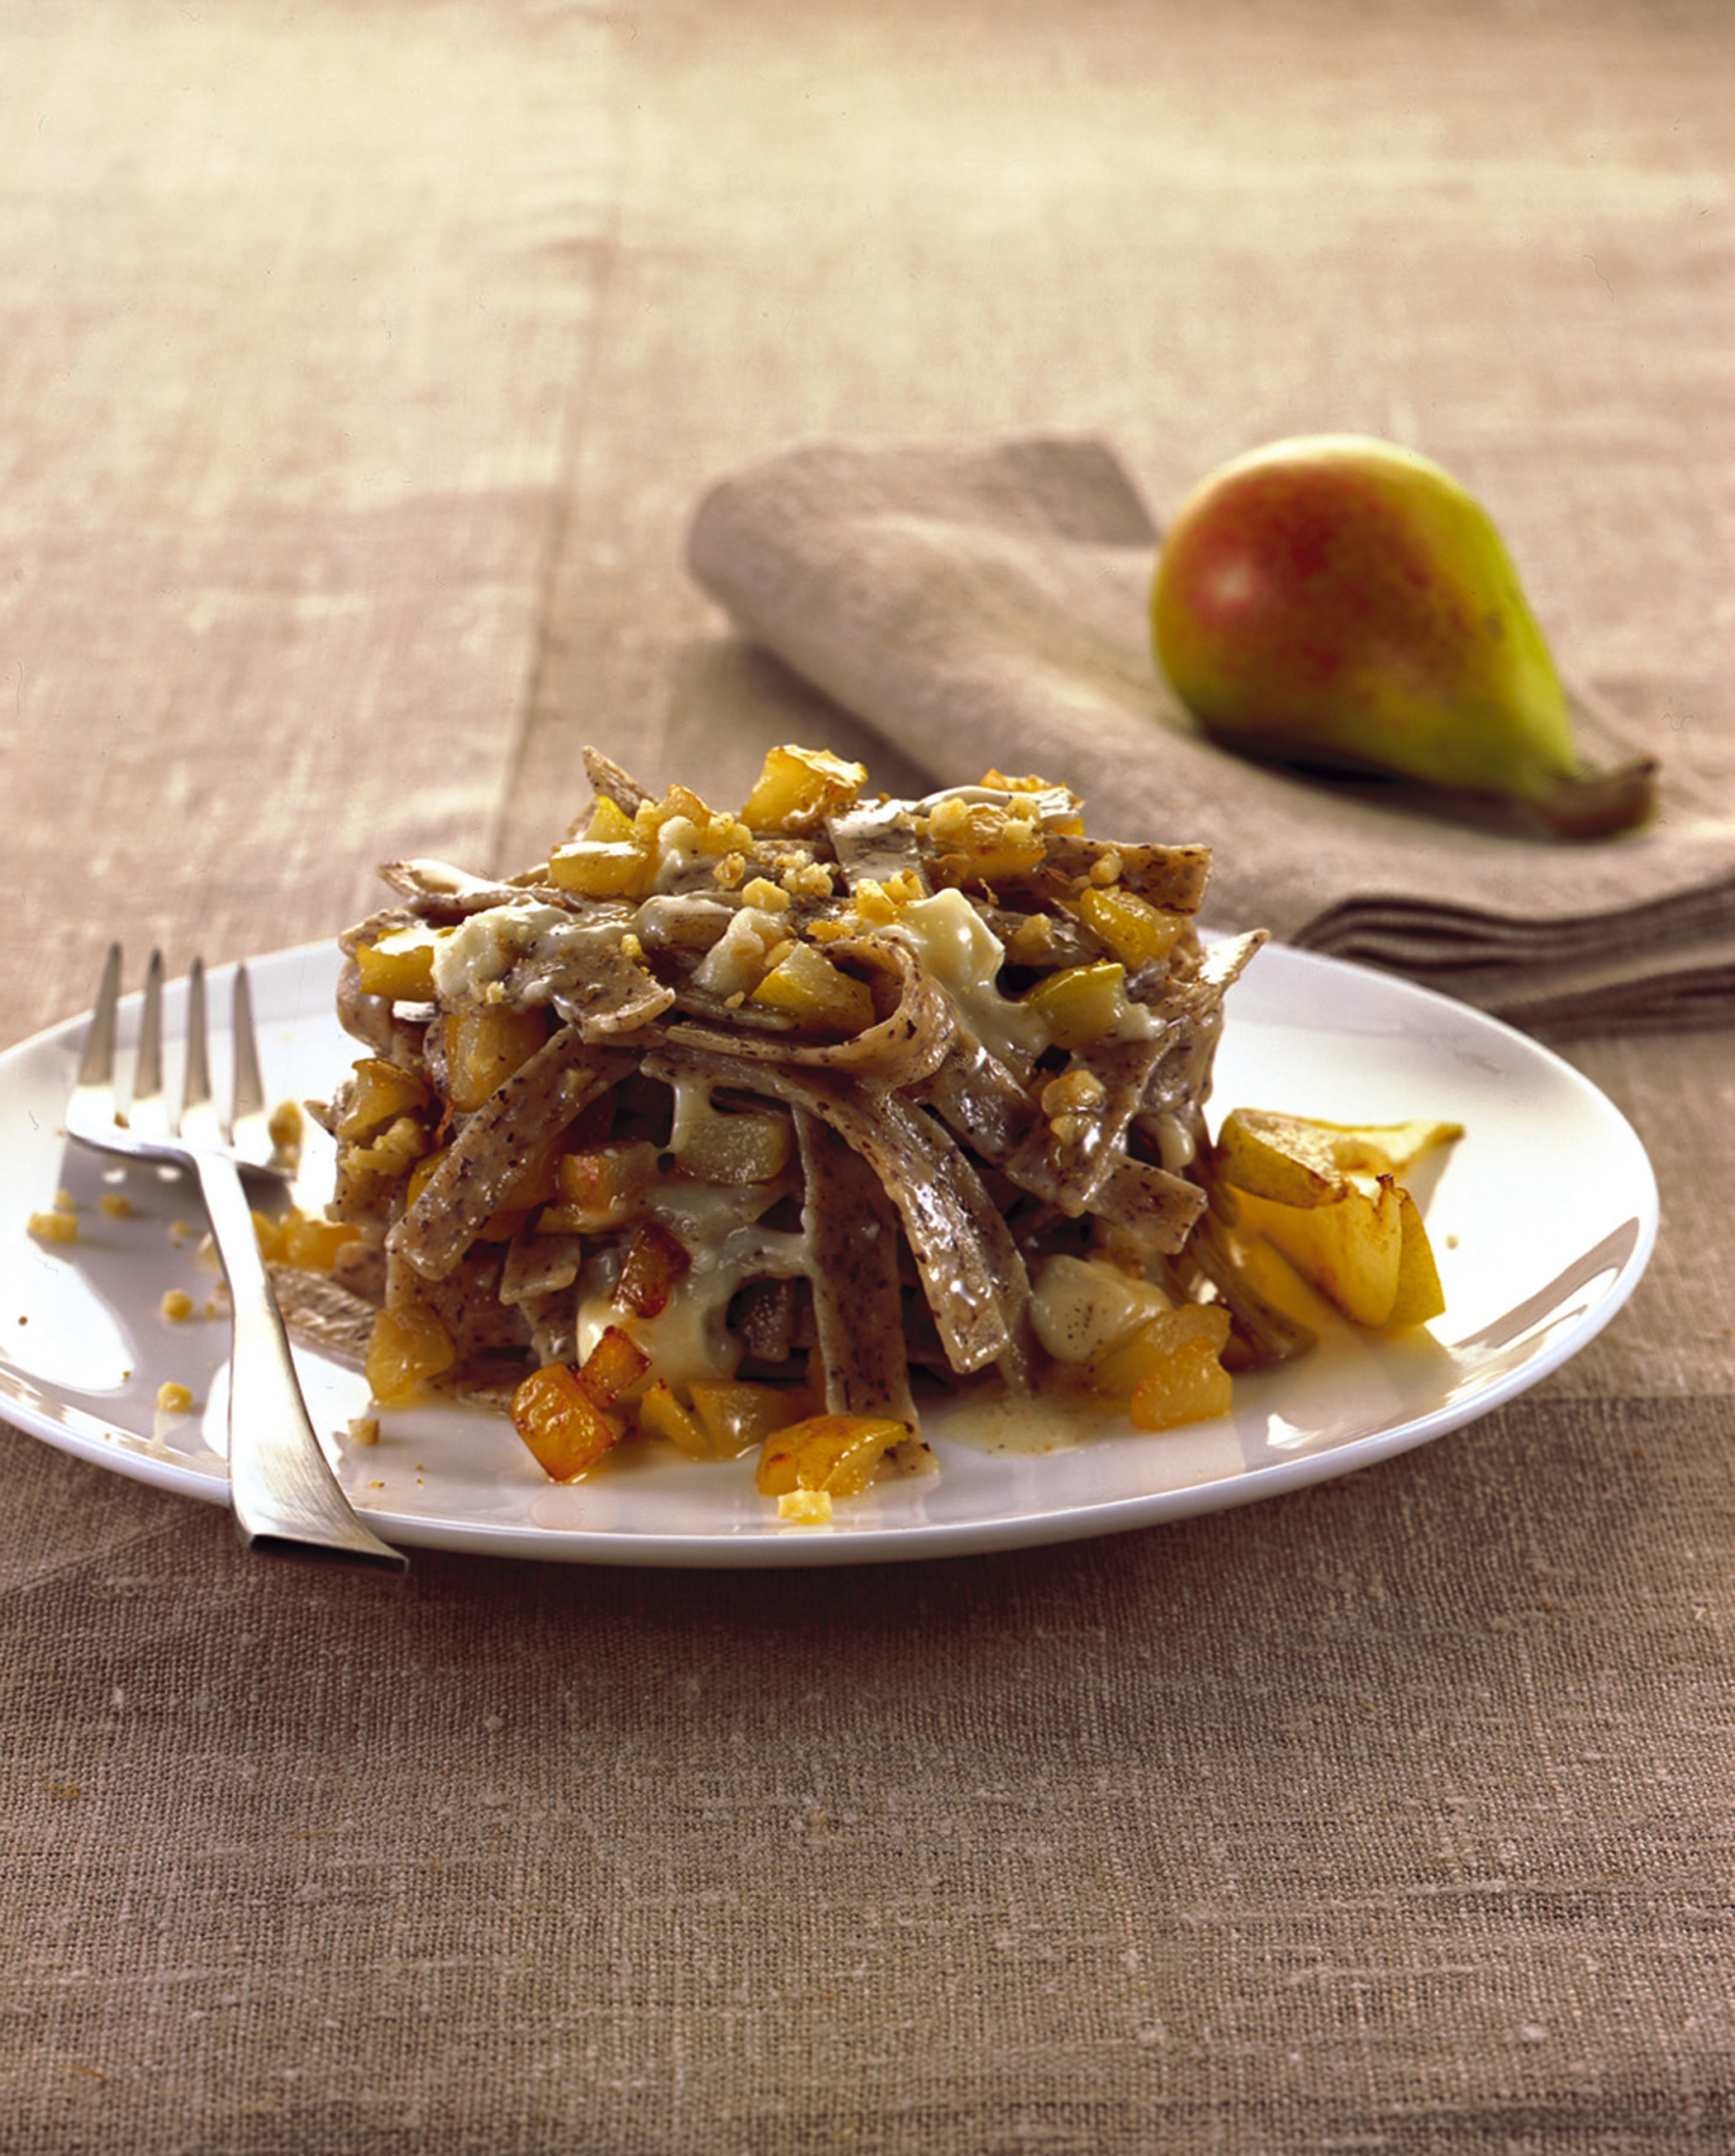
883 889 1048 1071
430 901 637 1007
691 905 788 1000
574 1156 813 1396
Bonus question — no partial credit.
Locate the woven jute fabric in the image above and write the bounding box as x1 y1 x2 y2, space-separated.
7 1394 1735 2154
685 434 1735 1034
2 3 1731 2151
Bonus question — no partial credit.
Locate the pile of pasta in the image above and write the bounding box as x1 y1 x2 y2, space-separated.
285 745 1289 1513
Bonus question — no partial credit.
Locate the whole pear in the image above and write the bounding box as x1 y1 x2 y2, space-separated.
1150 435 1654 838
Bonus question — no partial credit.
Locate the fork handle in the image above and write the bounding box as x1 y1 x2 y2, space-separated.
193 1156 406 1572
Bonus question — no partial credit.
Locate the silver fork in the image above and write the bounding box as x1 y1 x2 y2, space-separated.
67 945 406 1572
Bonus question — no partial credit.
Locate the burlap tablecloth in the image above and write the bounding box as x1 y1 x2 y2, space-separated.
3 4 1731 2151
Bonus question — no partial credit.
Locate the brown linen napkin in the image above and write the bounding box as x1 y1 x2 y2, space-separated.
687 436 1735 1036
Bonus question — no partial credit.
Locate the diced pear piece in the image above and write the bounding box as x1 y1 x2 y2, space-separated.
547 838 657 900
739 744 867 834
1071 885 1187 969
749 939 875 1035
611 1222 690 1318
1087 1301 1231 1403
638 1380 711 1457
365 1304 458 1403
690 1380 803 1458
576 1323 653 1410
539 1140 663 1232
676 1104 794 1186
338 1056 433 1142
1128 1334 1235 1432
279 1209 364 1271
511 1361 625 1482
1020 961 1133 1051
925 795 1048 889
354 924 450 1002
755 1414 907 1499
444 1006 549 1112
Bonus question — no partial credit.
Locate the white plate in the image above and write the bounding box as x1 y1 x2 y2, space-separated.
0 941 1656 1567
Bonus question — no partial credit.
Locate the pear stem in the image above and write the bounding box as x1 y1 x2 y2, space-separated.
1529 757 1658 841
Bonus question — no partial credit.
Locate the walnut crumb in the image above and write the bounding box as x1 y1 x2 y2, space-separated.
1041 1070 1109 1120
1006 914 1058 961
779 857 835 902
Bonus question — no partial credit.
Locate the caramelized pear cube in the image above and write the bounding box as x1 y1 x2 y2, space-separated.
365 1304 457 1404
444 1007 548 1113
612 1221 690 1318
511 1362 625 1481
755 1413 907 1500
739 744 867 833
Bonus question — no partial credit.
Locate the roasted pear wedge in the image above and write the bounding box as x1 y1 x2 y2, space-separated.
1210 1109 1462 1330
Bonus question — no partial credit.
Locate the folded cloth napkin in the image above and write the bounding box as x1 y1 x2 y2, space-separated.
687 435 1735 1037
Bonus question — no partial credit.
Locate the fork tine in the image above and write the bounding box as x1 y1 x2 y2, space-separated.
78 943 123 1092
230 963 266 1134
131 949 167 1133
181 955 211 1133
